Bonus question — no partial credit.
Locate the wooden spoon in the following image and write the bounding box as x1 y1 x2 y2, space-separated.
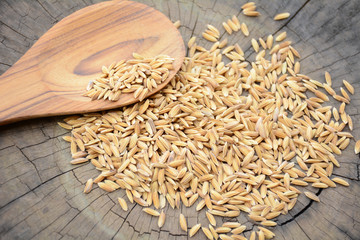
0 0 185 125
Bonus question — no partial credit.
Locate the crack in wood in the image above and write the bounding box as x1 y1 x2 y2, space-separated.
32 207 77 239
294 219 312 240
176 0 181 24
279 189 323 227
83 197 115 239
187 0 195 31
0 41 23 54
17 146 42 179
312 205 354 239
1 174 81 236
332 173 360 181
111 204 137 240
24 147 68 164
70 169 83 184
321 193 360 225
19 138 52 151
35 0 58 21
39 126 50 138
273 0 311 36
0 164 83 212
3 0 26 18
0 144 15 151
57 194 105 238
189 4 198 41
0 62 11 67
110 208 125 220
0 19 32 40
166 0 171 20
304 52 360 76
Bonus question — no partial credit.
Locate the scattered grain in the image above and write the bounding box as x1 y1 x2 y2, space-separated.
223 22 232 34
240 23 249 36
118 197 128 211
143 208 160 216
274 12 290 20
189 224 201 237
355 140 360 154
304 191 320 202
158 210 166 228
180 214 187 232
251 38 259 52
244 10 260 17
241 2 255 9
231 225 246 234
343 80 354 94
206 211 217 226
275 31 287 42
83 178 93 193
202 227 213 240
173 20 181 28
325 71 332 86
332 177 349 186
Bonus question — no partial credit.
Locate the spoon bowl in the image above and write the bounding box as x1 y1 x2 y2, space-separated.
0 0 185 125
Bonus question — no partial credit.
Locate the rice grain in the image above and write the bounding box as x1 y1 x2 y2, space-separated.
274 12 290 20
276 31 287 42
304 191 320 202
240 23 249 36
118 197 128 211
332 177 349 186
83 179 93 193
173 20 181 28
343 80 354 94
143 208 160 216
189 224 201 237
180 214 187 232
158 210 166 228
355 140 360 154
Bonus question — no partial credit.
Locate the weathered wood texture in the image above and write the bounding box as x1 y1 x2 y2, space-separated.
0 0 359 239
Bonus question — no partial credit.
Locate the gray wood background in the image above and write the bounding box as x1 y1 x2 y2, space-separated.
0 0 359 239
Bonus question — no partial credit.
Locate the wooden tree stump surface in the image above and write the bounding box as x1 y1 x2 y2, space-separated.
0 0 359 239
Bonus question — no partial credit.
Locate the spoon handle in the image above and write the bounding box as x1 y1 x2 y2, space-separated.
0 65 49 125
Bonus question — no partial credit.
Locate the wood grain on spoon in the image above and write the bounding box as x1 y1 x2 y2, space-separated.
0 0 185 125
